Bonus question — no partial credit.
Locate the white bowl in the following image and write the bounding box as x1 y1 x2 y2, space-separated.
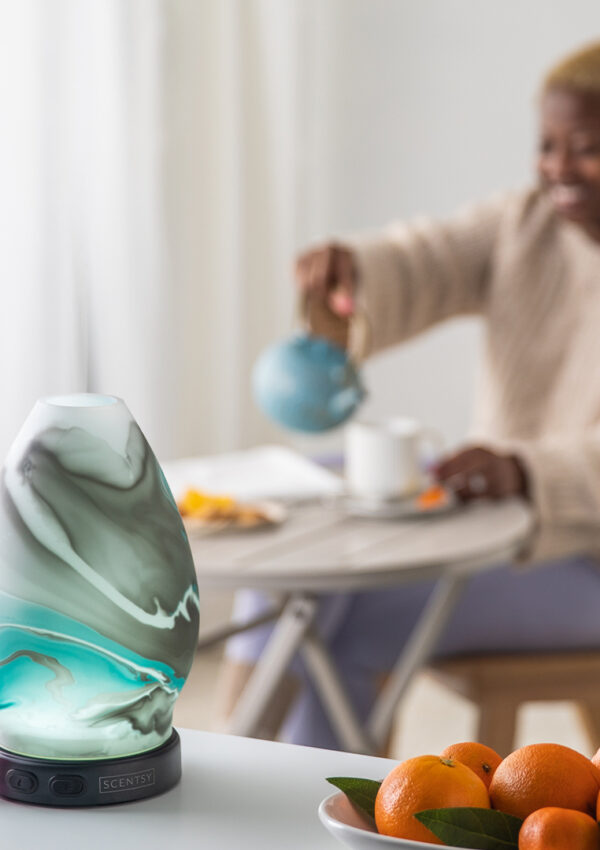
317 791 446 849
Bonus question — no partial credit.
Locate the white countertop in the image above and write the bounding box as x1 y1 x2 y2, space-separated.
0 728 393 849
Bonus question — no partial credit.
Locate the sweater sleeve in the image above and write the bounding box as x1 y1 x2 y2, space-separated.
507 433 600 528
348 194 508 356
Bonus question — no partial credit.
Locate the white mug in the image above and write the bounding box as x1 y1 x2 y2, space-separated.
344 417 443 501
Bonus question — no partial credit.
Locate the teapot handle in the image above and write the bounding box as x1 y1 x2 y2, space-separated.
347 308 371 364
298 294 371 364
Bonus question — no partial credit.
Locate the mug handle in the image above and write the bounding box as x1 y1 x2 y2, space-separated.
298 293 372 363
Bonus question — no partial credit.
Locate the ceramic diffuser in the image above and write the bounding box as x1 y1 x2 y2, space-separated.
0 394 200 805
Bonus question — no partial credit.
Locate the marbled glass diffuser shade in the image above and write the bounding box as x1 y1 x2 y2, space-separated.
0 394 199 805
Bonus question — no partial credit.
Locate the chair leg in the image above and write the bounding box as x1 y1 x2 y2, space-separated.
575 701 600 754
476 697 519 757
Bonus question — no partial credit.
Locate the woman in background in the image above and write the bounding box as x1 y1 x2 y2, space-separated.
219 40 600 750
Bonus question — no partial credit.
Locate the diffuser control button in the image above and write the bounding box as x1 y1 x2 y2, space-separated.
50 774 86 797
6 769 38 794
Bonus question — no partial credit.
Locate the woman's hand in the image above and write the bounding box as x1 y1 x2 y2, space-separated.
294 243 357 348
435 446 529 502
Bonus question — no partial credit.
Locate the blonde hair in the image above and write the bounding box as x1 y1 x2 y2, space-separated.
543 40 600 96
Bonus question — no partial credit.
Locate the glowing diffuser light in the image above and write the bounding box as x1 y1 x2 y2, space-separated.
0 394 200 805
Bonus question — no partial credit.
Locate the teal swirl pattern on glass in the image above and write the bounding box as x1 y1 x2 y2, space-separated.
0 394 200 760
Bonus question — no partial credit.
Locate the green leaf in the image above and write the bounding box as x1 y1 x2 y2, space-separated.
414 807 522 849
326 776 382 821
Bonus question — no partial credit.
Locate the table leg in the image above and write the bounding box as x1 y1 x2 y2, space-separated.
225 594 317 738
196 604 283 651
367 573 469 750
301 631 375 754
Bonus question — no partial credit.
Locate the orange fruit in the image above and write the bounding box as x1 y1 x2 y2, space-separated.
597 787 600 822
489 743 600 820
518 806 600 850
374 754 490 843
439 741 502 789
592 746 600 770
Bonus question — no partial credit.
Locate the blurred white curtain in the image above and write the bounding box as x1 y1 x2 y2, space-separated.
0 1 87 453
0 0 308 460
162 0 307 457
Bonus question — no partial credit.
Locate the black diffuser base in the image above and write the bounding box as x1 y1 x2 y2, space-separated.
0 729 181 806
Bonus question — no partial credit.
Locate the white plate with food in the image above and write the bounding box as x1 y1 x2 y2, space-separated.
177 488 287 535
318 792 449 849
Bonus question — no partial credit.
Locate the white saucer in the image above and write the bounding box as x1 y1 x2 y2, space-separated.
339 488 456 520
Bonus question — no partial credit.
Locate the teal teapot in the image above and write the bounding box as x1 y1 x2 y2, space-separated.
252 310 368 433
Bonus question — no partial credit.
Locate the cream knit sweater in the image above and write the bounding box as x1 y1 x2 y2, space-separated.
351 187 600 558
